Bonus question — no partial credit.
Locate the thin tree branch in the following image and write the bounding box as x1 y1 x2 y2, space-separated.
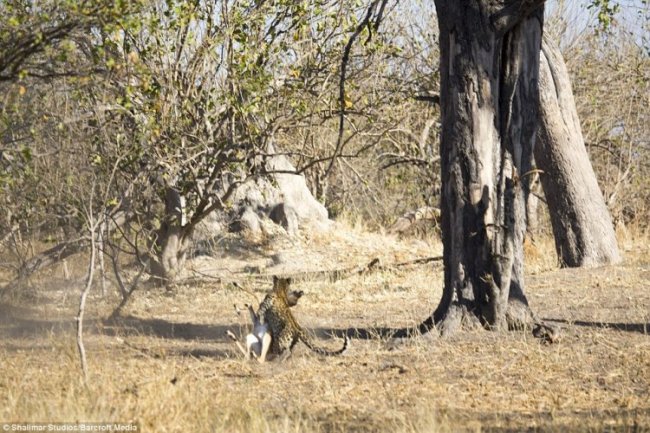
325 0 382 178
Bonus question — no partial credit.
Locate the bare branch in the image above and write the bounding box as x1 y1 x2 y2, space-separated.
325 0 386 178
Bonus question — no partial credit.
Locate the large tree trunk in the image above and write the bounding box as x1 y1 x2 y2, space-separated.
420 0 547 336
536 37 621 267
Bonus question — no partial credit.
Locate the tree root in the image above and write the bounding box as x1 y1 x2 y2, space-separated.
532 322 561 344
390 299 560 343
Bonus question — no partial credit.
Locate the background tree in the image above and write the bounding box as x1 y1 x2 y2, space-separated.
0 0 142 285
536 35 621 267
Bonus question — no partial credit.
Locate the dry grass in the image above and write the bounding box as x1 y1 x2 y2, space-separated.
1 226 649 432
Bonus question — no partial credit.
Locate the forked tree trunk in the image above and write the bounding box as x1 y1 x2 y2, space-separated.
419 0 547 336
536 37 621 267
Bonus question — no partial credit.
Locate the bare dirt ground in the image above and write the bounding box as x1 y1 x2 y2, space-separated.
1 225 649 432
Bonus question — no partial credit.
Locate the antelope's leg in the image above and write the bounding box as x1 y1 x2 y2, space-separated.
258 333 272 363
227 330 250 359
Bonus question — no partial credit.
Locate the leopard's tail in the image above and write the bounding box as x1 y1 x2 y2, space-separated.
300 332 349 356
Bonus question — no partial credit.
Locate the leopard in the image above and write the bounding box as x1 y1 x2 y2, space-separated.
256 276 349 361
227 286 305 362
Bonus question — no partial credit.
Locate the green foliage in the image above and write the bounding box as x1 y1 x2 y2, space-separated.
587 0 621 32
0 0 143 80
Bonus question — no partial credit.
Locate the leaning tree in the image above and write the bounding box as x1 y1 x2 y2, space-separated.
535 35 621 268
410 0 553 337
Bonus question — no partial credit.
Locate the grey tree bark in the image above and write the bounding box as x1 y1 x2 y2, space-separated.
535 37 621 267
149 187 191 288
413 0 551 337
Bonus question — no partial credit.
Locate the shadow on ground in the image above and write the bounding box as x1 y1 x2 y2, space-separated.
545 318 650 335
102 315 233 341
